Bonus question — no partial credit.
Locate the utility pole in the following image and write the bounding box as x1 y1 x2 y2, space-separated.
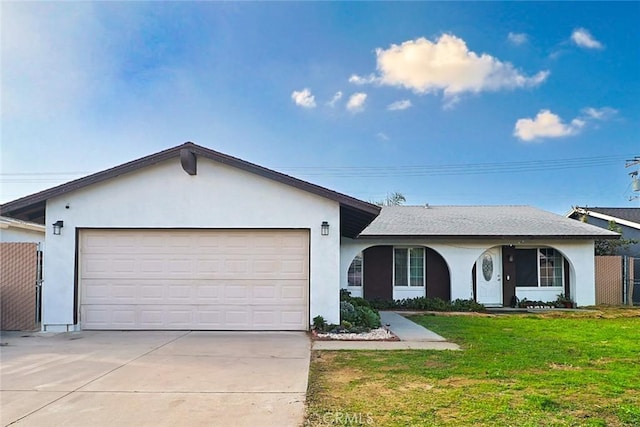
625 156 640 201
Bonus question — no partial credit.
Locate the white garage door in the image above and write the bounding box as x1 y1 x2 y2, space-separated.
79 229 309 330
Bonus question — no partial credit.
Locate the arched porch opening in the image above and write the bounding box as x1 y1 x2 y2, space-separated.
345 245 450 302
471 244 574 307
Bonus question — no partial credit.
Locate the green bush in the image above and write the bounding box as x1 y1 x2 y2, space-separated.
337 289 382 332
356 306 381 328
340 301 358 323
312 315 328 331
369 297 485 312
348 296 371 308
340 320 353 329
368 298 396 310
517 298 556 309
451 298 487 312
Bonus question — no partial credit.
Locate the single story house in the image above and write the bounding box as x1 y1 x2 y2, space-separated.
567 206 639 305
0 143 617 332
0 216 45 244
567 207 640 258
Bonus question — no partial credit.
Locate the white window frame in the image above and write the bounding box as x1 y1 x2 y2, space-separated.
347 252 363 287
515 247 564 288
393 247 425 287
538 248 564 288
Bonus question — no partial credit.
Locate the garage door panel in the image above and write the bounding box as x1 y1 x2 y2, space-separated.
139 309 164 327
82 280 307 306
82 304 307 330
281 284 306 300
80 230 309 330
141 284 166 301
196 259 221 274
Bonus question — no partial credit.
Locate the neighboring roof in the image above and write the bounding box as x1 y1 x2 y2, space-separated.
0 142 380 238
568 207 640 231
359 205 620 240
0 216 45 233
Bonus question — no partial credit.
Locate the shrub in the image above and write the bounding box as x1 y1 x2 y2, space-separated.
356 306 381 328
348 296 371 308
517 298 556 309
369 297 486 312
339 288 352 301
451 298 487 312
368 298 396 310
312 315 328 331
338 290 382 332
340 301 358 324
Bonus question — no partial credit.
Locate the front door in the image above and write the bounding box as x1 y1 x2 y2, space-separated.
476 248 502 306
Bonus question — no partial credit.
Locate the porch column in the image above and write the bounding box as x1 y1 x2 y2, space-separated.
552 241 596 306
431 245 486 301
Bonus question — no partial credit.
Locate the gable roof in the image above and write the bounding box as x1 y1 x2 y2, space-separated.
0 142 380 238
568 207 640 231
359 205 620 240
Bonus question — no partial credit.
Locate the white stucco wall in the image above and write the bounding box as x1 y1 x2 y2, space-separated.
43 157 341 331
340 238 596 306
0 226 45 243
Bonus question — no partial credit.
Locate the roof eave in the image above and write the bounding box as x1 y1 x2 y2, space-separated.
357 234 620 240
1 145 179 216
0 142 381 234
569 207 640 231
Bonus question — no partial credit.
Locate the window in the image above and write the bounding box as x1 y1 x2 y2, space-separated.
347 253 363 287
539 248 563 287
394 247 424 287
515 248 564 287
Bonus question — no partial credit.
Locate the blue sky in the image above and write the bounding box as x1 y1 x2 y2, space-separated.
2 2 639 214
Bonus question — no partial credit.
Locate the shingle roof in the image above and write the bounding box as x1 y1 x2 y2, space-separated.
575 207 640 225
359 205 619 239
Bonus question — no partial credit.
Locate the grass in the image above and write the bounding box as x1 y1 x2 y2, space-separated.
305 307 640 426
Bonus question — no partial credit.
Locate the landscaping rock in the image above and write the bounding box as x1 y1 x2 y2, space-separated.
315 327 398 341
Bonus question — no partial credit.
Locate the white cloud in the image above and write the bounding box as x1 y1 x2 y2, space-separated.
349 74 377 85
571 28 603 49
582 107 617 120
507 32 528 45
291 88 316 108
350 34 549 104
514 110 585 142
387 99 412 111
346 92 367 113
327 91 343 107
376 132 390 141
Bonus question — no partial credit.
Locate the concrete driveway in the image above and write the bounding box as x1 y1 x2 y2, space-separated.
0 331 310 426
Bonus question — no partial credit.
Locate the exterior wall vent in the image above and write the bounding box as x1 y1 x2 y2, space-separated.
180 149 197 175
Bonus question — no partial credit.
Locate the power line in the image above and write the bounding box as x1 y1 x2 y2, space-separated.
276 155 629 178
0 154 631 183
0 172 90 176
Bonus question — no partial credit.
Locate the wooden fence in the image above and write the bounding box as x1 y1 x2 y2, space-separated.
0 243 39 330
595 256 635 305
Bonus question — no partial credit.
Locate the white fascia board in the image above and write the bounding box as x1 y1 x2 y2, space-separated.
0 218 46 233
575 209 640 231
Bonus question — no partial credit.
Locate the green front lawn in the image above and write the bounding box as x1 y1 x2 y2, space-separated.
306 308 640 426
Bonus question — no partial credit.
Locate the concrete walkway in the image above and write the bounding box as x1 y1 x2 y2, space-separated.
312 311 460 351
1 331 309 426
